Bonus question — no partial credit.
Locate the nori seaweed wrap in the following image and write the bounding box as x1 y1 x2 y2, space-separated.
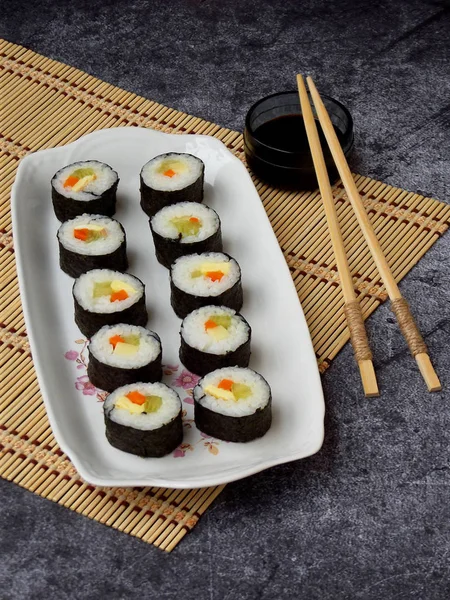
57 214 128 278
88 325 162 392
73 269 147 339
104 383 183 457
140 153 204 218
179 306 251 376
193 367 272 443
170 252 243 319
51 160 119 222
150 202 222 269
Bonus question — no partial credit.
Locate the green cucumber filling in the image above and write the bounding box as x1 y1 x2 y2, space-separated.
171 216 201 238
71 167 96 178
144 395 162 413
93 281 112 298
231 383 252 400
211 315 231 329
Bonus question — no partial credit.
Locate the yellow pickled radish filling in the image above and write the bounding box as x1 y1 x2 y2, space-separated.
157 159 188 178
111 280 135 294
204 380 252 402
63 167 97 191
73 223 107 243
72 174 97 192
93 279 136 302
191 261 230 281
170 215 202 237
115 392 162 414
109 333 140 355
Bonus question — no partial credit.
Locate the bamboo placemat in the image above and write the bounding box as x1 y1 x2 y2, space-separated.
1 39 449 552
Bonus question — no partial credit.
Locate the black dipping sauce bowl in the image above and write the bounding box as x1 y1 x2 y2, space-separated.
244 90 354 190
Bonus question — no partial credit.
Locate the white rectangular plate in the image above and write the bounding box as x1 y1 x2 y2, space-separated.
11 127 324 489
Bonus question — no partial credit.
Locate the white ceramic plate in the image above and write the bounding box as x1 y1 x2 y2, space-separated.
11 127 325 489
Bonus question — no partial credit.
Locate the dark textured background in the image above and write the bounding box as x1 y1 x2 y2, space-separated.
1 1 450 598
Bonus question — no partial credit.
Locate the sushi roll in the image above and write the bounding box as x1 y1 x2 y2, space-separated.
57 214 128 278
180 306 251 376
88 325 162 392
104 382 183 457
170 252 243 319
150 202 222 268
73 269 147 338
51 160 119 222
140 153 204 217
193 367 272 443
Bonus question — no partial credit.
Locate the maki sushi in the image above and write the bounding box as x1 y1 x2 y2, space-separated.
150 202 222 268
51 160 119 221
88 325 162 392
140 153 204 217
170 252 243 318
57 214 127 278
104 382 183 457
180 306 251 376
73 269 147 338
193 367 272 443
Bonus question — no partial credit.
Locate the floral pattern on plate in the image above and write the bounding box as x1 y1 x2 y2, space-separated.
64 339 223 456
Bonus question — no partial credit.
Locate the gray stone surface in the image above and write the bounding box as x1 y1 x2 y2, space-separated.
1 0 449 598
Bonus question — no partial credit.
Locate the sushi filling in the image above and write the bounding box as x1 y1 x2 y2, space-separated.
115 391 162 415
171 253 240 297
74 269 143 313
194 368 270 417
181 306 249 353
73 225 106 242
151 202 219 244
52 161 118 201
104 382 181 430
141 153 203 192
58 215 124 256
89 325 161 368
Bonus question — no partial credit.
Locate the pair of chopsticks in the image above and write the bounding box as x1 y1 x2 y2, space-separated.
296 74 441 396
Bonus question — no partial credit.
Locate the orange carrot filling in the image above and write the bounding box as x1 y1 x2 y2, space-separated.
64 175 79 188
163 169 176 177
126 391 146 405
110 289 129 302
189 217 200 223
206 271 224 282
204 319 218 330
109 335 125 349
218 379 234 391
73 228 89 241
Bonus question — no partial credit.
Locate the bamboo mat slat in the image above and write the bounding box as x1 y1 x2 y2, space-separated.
1 39 449 551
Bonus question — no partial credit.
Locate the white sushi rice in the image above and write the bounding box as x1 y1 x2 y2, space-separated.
181 306 249 354
194 367 271 417
89 324 160 368
141 153 203 191
52 160 118 201
73 269 144 314
57 214 124 256
151 202 219 244
171 252 240 297
105 382 181 430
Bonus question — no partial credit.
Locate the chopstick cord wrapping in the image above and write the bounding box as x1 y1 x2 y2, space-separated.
390 298 428 356
344 301 373 361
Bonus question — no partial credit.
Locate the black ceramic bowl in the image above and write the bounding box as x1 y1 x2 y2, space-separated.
244 90 354 190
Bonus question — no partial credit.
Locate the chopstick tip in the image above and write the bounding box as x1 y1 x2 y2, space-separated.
415 353 442 392
359 359 380 397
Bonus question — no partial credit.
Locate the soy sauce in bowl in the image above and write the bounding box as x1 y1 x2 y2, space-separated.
244 91 353 190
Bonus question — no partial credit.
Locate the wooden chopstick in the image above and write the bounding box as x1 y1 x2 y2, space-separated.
296 74 379 397
306 75 441 392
